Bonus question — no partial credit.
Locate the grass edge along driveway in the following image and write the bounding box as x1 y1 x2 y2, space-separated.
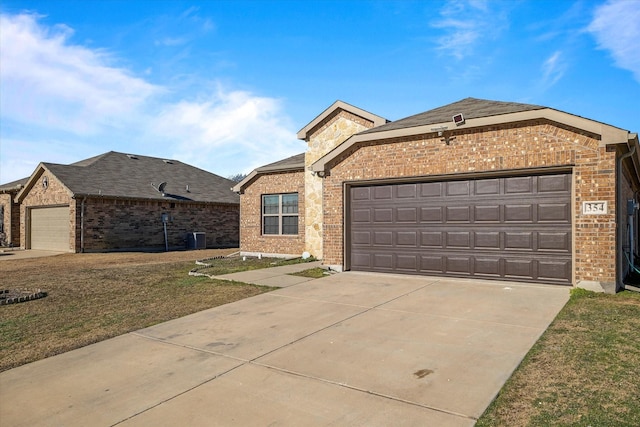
477 288 640 426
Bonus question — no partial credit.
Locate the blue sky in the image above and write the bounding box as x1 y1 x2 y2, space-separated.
1 0 639 184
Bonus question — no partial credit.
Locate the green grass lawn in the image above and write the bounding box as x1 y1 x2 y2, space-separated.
477 288 640 426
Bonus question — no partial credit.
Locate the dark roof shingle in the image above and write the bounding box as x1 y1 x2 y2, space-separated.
361 97 545 134
44 151 238 204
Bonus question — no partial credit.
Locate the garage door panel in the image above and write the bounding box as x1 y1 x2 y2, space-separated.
350 173 572 285
352 187 371 200
538 259 572 281
538 203 570 222
421 207 443 222
373 208 393 222
352 208 371 223
396 254 418 270
421 232 443 247
420 182 443 197
373 254 393 269
538 174 570 193
447 257 472 274
475 232 501 249
505 176 534 194
421 256 445 273
446 206 470 222
353 231 371 245
397 231 417 246
475 205 500 222
504 232 534 250
538 232 570 251
504 259 535 278
474 258 501 276
504 204 534 222
446 181 470 196
475 179 500 195
447 232 471 248
396 184 417 198
30 206 70 251
396 207 417 222
352 253 372 269
373 186 392 199
373 231 393 246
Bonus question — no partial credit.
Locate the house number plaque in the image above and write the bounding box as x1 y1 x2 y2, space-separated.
582 201 607 215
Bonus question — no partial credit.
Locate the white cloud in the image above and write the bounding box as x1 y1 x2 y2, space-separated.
155 87 299 175
431 0 507 60
588 0 640 83
0 13 300 183
0 13 161 136
540 50 566 89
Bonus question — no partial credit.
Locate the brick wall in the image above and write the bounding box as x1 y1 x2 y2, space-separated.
239 170 305 256
322 120 618 286
0 193 21 247
78 198 238 252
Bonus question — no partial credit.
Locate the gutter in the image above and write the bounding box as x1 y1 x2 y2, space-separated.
80 197 86 253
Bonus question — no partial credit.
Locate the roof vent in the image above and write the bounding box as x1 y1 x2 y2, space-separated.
127 154 139 160
163 159 173 164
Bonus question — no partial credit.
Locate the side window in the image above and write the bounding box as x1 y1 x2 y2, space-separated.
262 193 298 235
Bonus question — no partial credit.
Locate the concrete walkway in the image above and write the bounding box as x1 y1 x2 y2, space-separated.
0 270 569 426
0 249 66 261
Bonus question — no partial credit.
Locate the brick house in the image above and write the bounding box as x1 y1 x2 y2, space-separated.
2 151 239 252
233 98 640 292
0 177 27 247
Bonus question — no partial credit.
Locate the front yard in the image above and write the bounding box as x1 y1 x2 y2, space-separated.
0 249 275 372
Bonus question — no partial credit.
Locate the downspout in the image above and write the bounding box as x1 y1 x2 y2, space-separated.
80 197 86 253
618 141 637 291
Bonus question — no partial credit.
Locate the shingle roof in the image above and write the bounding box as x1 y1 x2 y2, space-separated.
256 153 305 172
0 177 29 193
42 151 239 204
360 97 545 134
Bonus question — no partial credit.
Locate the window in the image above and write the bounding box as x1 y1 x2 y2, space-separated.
262 193 298 235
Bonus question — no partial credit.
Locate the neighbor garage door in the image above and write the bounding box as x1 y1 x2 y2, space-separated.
30 206 70 251
349 173 572 285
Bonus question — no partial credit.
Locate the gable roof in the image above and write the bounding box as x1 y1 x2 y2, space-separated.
297 100 388 141
311 97 632 173
0 177 29 194
231 152 305 193
16 151 239 204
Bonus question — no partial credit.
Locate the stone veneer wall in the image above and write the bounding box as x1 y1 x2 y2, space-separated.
239 170 305 256
78 198 239 252
304 109 378 258
20 171 75 251
321 120 618 287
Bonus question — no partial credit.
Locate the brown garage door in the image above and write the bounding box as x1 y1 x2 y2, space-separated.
349 173 572 285
30 206 70 251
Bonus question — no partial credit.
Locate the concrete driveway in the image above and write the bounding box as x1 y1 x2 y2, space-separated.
0 271 569 426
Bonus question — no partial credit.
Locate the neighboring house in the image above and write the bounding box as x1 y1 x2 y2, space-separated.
1 151 239 252
0 177 27 247
234 98 640 292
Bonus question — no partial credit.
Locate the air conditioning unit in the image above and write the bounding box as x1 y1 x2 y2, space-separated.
186 232 206 250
